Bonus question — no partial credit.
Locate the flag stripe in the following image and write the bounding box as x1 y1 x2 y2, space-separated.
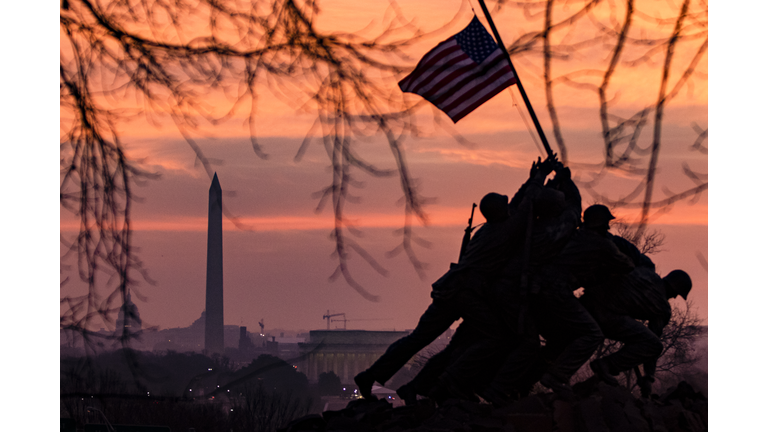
432 50 509 107
414 56 477 99
398 17 517 123
448 73 517 122
401 51 468 94
399 41 463 91
441 54 515 112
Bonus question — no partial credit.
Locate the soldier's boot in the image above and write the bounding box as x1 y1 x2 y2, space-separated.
638 375 654 398
428 376 477 405
354 370 377 400
396 383 418 406
589 359 619 387
478 385 511 407
540 372 574 397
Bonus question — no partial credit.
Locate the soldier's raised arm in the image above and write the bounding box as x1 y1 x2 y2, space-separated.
509 159 549 213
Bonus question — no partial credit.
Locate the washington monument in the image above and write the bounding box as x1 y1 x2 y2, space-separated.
205 173 224 354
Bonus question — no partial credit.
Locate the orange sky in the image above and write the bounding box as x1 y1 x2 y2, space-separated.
60 0 708 333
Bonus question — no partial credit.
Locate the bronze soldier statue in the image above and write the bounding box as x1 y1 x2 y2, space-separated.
477 162 634 404
354 179 543 400
409 159 614 404
578 205 692 396
406 160 563 403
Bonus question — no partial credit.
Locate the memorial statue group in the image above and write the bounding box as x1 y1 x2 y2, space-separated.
354 157 692 406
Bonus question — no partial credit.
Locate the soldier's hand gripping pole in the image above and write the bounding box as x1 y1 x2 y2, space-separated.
459 203 477 261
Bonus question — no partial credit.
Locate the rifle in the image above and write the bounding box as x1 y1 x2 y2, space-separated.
458 203 477 261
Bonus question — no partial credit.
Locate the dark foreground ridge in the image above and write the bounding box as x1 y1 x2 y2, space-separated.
279 380 706 432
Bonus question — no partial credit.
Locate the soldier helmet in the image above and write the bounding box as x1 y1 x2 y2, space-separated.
583 204 616 229
480 193 509 223
662 270 692 300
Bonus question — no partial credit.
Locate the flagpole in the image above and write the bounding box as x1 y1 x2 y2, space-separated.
476 0 555 159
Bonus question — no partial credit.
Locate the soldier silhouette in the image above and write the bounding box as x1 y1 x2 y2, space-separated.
577 205 692 396
477 161 626 403
354 182 542 400
404 161 561 403
404 159 611 404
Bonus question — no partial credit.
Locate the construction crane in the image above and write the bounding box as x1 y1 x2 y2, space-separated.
322 310 345 330
330 317 391 330
258 319 265 336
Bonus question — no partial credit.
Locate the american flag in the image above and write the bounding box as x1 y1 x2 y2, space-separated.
399 17 517 123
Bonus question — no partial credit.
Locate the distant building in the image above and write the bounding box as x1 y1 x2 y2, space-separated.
297 330 411 384
238 326 255 351
139 311 203 352
143 311 246 353
113 291 142 339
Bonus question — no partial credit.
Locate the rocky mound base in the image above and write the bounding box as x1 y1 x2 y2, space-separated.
279 380 706 432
